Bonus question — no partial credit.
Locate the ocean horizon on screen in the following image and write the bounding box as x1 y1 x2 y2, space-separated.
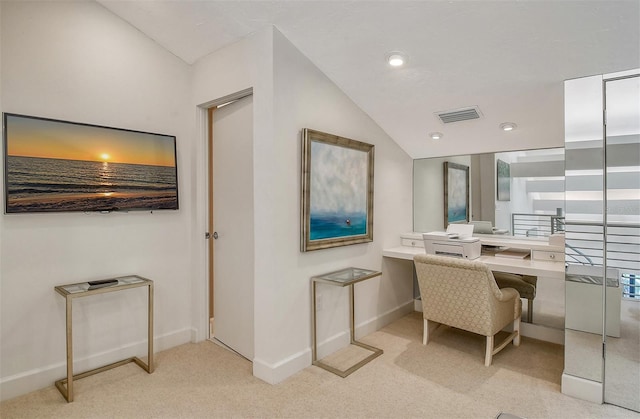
309 212 367 240
6 156 178 212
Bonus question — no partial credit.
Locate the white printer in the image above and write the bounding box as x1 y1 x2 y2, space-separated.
422 224 481 260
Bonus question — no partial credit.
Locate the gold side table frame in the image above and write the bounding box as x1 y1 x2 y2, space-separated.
311 267 383 377
54 275 154 402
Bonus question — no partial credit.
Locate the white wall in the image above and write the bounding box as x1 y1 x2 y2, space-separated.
0 1 193 400
477 153 496 224
251 30 413 382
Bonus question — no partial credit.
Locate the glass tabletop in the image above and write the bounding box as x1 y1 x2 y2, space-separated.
312 267 381 286
55 275 150 296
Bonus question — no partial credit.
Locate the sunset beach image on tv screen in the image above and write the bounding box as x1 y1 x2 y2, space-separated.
3 113 178 213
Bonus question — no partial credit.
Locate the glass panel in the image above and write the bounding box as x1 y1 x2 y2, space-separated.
604 74 640 412
315 268 379 285
563 74 605 384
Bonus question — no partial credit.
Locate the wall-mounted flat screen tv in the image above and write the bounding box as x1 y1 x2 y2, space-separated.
3 113 179 213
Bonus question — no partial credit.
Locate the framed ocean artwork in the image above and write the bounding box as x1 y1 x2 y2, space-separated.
443 162 469 226
301 129 374 252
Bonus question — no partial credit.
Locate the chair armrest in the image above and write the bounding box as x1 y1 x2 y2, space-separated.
497 287 519 302
493 287 522 331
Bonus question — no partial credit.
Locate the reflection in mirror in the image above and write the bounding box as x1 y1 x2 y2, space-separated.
562 72 640 411
563 74 607 392
603 74 640 412
414 148 565 237
413 148 566 331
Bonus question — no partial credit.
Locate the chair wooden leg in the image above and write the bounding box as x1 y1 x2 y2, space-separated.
423 319 429 345
514 315 521 346
527 299 533 323
485 335 494 366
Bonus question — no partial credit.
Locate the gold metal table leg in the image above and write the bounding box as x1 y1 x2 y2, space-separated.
311 280 383 378
65 294 73 402
311 281 318 363
54 281 154 402
148 282 154 372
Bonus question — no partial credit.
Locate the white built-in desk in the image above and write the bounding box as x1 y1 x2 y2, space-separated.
387 232 565 279
383 246 565 279
383 233 566 344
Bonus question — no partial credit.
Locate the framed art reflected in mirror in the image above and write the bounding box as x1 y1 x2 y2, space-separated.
443 161 469 226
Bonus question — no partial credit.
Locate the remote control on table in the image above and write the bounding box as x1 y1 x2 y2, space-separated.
88 279 118 289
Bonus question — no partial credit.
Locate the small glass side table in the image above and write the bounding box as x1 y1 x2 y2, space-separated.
311 267 383 377
54 275 154 402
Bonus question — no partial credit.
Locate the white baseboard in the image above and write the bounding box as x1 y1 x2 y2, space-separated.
315 330 351 360
253 348 311 385
561 372 603 404
0 328 192 402
191 327 199 343
356 300 415 338
252 300 414 385
520 322 564 345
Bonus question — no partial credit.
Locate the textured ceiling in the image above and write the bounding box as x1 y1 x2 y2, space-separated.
98 1 640 159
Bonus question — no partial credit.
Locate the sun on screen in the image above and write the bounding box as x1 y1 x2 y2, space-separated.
100 153 110 161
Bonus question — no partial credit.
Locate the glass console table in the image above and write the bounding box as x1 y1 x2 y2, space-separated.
54 275 154 402
311 267 383 377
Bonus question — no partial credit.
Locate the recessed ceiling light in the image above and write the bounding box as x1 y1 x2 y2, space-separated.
429 132 443 140
387 53 406 67
500 122 517 131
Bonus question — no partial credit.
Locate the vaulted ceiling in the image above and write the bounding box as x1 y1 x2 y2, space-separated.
98 1 640 159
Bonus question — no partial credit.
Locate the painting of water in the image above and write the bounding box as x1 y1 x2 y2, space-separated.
444 162 469 226
6 156 177 212
301 129 374 251
447 206 467 223
310 212 367 240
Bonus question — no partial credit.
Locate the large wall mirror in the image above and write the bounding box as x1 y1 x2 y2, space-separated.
414 147 565 236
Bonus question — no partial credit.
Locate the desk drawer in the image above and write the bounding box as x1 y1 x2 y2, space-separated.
401 238 424 248
532 250 564 262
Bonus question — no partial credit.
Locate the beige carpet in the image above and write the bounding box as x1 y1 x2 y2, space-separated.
605 299 640 412
1 312 637 418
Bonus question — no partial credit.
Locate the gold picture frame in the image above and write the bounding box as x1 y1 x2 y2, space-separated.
301 129 374 252
443 161 469 227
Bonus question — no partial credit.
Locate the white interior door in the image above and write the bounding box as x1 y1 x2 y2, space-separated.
212 95 254 360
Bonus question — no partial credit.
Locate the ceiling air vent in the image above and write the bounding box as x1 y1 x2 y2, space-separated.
435 106 482 124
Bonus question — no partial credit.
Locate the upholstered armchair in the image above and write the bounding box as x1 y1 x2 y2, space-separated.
414 254 522 366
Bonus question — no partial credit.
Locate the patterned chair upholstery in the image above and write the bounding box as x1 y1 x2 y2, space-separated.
414 254 522 366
